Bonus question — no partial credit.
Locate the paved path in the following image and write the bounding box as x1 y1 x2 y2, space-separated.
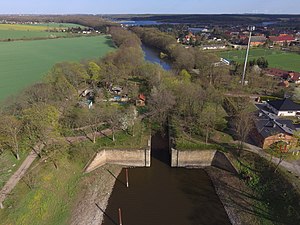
0 142 44 209
0 128 112 209
242 142 300 177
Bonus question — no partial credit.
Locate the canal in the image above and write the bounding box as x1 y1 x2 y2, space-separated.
101 44 231 225
102 134 231 225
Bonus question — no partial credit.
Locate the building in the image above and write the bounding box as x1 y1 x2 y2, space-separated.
266 98 300 117
264 68 300 84
201 44 226 50
269 34 295 45
248 36 267 46
253 110 298 149
136 94 146 107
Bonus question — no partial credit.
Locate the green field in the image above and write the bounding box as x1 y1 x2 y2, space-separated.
219 48 300 72
0 36 115 101
0 23 85 41
29 23 85 29
0 30 69 40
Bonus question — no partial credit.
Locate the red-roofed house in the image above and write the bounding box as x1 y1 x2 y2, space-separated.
264 68 300 84
136 94 146 106
269 34 295 45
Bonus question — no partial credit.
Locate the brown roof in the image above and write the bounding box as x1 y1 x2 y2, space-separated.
264 68 289 77
269 35 295 42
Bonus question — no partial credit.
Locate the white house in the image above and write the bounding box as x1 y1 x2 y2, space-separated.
266 98 300 117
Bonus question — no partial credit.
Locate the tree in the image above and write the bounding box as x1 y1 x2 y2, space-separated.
22 103 60 146
179 69 191 83
292 87 300 102
120 106 138 136
233 110 253 155
87 61 101 88
171 46 195 71
147 85 176 127
104 106 122 142
0 115 23 160
198 103 227 144
87 106 105 143
268 141 289 173
45 65 78 103
59 62 89 92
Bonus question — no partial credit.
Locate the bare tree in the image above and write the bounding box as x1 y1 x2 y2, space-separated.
233 110 254 155
0 115 23 160
147 85 176 127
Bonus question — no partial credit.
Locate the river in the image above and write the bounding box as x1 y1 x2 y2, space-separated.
141 44 172 71
102 134 231 225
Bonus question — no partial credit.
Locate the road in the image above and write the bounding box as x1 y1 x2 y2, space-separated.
242 142 300 177
0 142 44 209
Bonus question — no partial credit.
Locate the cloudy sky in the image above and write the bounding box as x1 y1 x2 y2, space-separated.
1 0 299 14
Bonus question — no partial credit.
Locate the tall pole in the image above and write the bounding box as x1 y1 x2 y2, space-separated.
118 208 123 225
241 26 255 86
125 168 129 188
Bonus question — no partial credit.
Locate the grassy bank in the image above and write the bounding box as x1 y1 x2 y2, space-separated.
236 151 300 225
0 35 115 102
0 142 95 225
0 125 148 225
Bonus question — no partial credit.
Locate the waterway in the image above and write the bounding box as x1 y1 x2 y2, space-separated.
102 134 231 225
141 44 172 71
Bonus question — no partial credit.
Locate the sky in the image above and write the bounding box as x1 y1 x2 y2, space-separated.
0 0 299 14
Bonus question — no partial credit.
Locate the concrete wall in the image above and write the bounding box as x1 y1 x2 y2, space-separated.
85 148 151 173
171 148 237 174
171 148 217 167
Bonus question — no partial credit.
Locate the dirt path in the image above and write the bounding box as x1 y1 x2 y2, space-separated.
0 142 44 209
0 128 113 209
242 142 300 176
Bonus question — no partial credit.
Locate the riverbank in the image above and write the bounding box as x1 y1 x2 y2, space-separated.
70 164 122 225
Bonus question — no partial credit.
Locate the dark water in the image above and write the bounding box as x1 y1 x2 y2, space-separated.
118 20 163 26
102 134 231 225
142 44 172 71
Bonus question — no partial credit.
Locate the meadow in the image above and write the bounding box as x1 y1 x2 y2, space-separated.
0 36 115 101
219 48 300 72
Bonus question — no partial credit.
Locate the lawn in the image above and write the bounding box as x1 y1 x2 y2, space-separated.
219 48 300 72
0 35 115 102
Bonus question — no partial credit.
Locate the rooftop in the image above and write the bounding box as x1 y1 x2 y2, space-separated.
255 110 296 138
267 98 300 111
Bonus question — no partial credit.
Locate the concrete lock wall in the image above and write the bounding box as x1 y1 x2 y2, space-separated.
85 148 151 173
171 149 217 167
171 148 237 174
